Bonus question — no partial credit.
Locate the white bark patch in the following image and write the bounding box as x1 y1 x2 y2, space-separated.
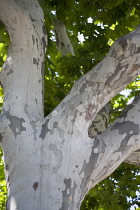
94 148 99 153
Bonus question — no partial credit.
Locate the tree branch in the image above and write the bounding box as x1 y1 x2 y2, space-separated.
53 19 75 56
52 19 111 137
39 26 140 197
47 25 140 136
39 93 140 203
82 93 140 197
125 150 140 166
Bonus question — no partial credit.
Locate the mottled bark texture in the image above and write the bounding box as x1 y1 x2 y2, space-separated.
0 1 140 210
53 19 111 138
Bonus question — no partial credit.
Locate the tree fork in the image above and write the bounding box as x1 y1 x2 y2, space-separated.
0 1 140 210
53 19 111 138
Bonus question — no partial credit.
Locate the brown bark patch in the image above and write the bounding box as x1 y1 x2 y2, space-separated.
33 182 38 191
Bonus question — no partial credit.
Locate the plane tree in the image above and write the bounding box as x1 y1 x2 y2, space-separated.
0 0 140 209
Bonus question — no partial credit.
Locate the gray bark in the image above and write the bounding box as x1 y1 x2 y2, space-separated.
0 1 140 210
53 19 111 138
53 19 75 56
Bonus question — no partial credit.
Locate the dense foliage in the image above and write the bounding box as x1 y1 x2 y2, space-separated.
0 0 140 209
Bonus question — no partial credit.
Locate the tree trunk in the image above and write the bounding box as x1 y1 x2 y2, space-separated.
0 1 140 210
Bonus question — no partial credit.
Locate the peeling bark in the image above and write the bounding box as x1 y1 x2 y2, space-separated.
0 1 140 210
53 19 111 139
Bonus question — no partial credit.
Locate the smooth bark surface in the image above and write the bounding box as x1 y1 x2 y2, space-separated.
0 1 140 210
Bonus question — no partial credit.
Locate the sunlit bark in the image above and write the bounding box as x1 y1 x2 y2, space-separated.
0 0 140 209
